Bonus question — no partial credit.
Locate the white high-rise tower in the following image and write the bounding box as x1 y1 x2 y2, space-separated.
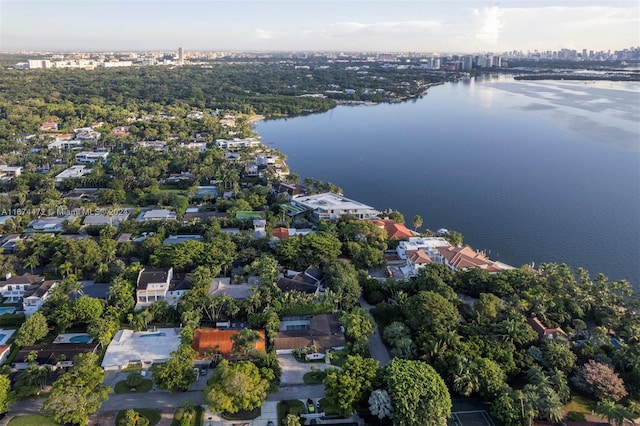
178 47 184 65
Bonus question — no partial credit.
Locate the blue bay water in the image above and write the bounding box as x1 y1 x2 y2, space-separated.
255 75 640 287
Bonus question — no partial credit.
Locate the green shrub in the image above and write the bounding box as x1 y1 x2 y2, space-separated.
567 411 587 422
126 371 144 388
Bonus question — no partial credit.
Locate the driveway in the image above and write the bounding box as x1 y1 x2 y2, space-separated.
277 354 333 385
359 297 391 366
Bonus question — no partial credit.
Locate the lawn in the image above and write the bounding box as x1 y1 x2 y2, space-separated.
564 393 597 414
303 370 327 384
278 399 307 424
116 408 162 426
114 378 154 394
221 407 261 420
8 415 58 426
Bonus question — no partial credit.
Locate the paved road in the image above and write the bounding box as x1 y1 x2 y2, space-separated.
359 297 391 366
1 383 325 425
0 398 45 426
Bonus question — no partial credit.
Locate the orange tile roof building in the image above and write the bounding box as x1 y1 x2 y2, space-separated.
436 245 511 273
191 328 265 360
371 219 413 240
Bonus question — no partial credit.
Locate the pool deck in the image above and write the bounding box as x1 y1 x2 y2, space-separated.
101 328 181 371
55 333 94 344
0 329 15 345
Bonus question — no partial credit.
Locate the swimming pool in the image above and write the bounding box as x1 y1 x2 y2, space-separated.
69 335 93 343
0 307 16 315
139 332 167 338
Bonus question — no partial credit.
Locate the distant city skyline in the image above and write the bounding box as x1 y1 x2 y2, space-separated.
1 1 639 53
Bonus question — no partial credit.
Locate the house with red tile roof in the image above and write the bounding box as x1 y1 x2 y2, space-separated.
436 245 512 273
371 219 413 240
271 227 313 241
191 328 265 362
405 249 432 275
527 317 568 340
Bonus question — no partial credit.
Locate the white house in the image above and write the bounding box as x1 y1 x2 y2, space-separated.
136 267 173 307
23 280 59 317
75 151 109 164
0 165 22 180
291 192 380 221
138 209 177 221
27 217 69 232
0 274 45 303
215 138 262 150
396 237 450 262
55 165 92 183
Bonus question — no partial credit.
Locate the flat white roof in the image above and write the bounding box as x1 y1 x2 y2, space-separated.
292 192 375 211
55 165 91 179
101 328 181 370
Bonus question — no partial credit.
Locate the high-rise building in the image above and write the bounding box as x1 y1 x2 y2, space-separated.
178 47 184 65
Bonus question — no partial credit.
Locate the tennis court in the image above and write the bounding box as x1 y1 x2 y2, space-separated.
449 410 496 426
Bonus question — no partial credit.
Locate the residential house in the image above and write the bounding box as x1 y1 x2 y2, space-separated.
74 129 101 141
0 273 45 303
253 219 267 238
191 328 266 363
195 186 218 199
371 219 413 240
23 280 59 316
63 188 100 202
271 227 313 241
75 151 109 164
215 137 261 150
40 121 59 131
405 249 433 276
291 192 379 222
136 141 168 151
101 328 181 371
138 209 177 221
27 217 69 233
274 314 345 359
13 342 99 370
179 141 207 152
162 235 204 245
136 267 173 307
276 267 324 294
55 165 91 183
165 172 195 183
0 234 25 254
166 273 194 305
108 126 131 138
436 245 513 273
208 277 256 300
0 216 16 226
0 165 23 181
527 317 568 340
82 211 131 227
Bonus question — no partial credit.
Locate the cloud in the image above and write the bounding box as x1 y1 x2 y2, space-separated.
326 20 443 38
474 6 504 44
254 28 275 40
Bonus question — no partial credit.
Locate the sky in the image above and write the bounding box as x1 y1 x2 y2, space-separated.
1 0 638 53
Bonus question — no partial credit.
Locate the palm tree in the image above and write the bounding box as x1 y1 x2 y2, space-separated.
23 255 40 274
59 261 73 278
452 357 480 397
595 400 634 426
412 215 423 232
